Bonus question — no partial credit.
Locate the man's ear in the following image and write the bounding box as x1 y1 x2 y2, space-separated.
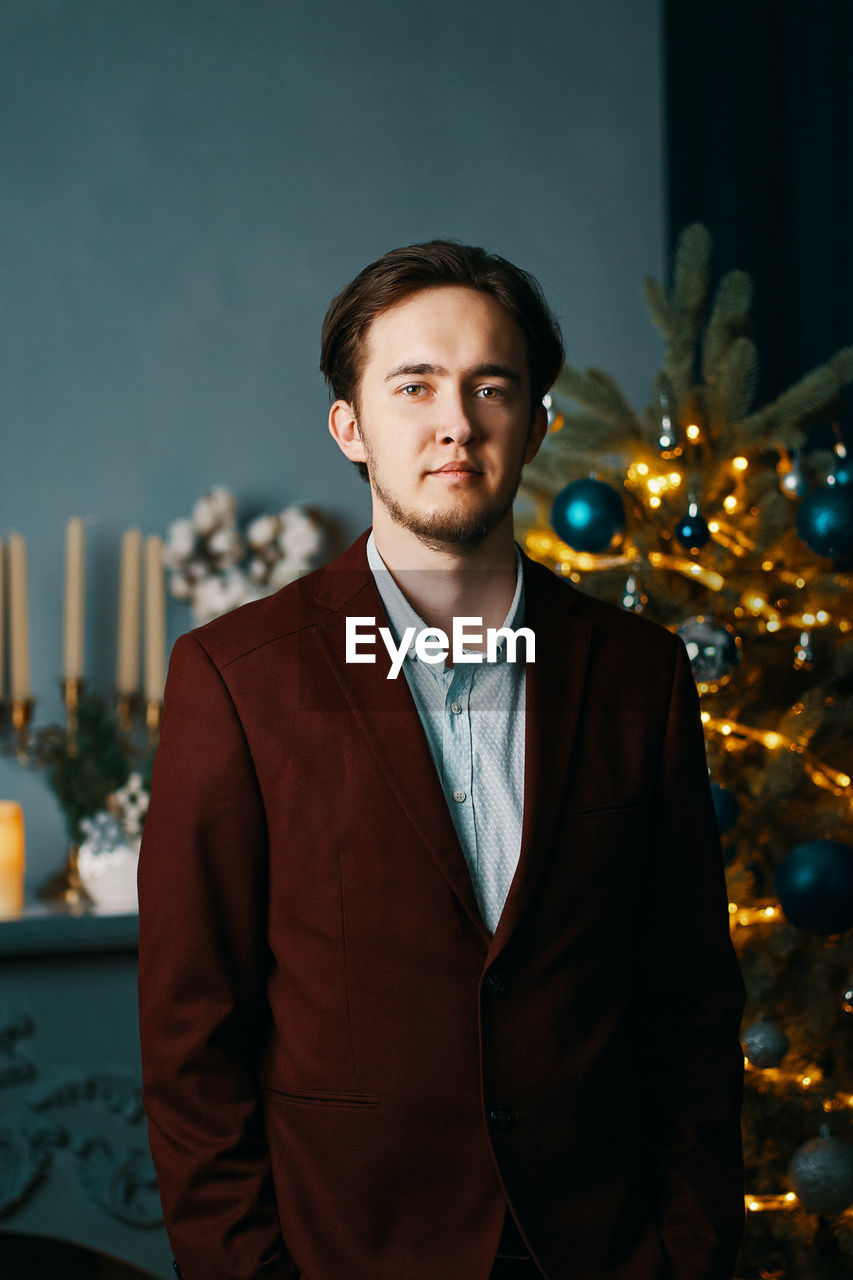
328 399 366 464
522 400 549 466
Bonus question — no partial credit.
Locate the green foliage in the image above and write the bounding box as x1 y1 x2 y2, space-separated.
33 693 130 842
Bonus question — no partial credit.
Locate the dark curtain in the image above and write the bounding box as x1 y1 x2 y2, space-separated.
664 0 853 447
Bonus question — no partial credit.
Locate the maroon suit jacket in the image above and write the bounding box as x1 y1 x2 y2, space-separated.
137 528 746 1280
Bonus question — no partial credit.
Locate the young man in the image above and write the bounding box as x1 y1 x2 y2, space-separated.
138 241 747 1280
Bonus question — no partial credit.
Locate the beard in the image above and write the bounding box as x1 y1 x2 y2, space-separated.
358 427 524 553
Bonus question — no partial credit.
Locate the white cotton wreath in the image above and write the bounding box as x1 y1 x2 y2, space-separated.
163 485 326 624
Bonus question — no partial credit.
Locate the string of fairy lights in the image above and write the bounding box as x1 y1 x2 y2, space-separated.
524 428 853 1226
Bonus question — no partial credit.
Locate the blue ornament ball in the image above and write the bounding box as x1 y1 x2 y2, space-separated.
796 484 853 559
551 478 625 553
788 1132 853 1214
711 784 740 834
775 839 853 936
674 512 711 550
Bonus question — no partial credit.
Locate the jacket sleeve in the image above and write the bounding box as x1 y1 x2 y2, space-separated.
638 634 747 1280
137 631 300 1280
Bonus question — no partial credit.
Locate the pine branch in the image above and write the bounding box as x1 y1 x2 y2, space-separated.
712 336 760 446
739 345 853 447
672 222 712 320
701 270 753 385
553 365 639 430
643 275 672 337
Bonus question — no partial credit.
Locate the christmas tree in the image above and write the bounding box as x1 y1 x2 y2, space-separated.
516 224 853 1280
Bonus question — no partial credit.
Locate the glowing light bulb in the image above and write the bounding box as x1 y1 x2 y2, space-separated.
733 456 748 471
686 424 700 440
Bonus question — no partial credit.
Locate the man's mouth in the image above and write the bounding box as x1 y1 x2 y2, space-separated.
430 462 482 475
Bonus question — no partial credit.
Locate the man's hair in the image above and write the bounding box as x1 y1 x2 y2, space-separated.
320 239 565 481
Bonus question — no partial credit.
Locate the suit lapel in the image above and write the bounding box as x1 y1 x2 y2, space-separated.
486 556 592 962
311 532 593 957
313 540 491 942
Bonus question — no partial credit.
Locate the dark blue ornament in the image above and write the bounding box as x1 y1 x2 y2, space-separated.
796 484 853 559
775 839 853 936
711 784 740 834
674 512 711 550
551 478 625 553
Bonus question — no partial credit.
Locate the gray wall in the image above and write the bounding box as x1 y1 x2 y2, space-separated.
1 0 665 886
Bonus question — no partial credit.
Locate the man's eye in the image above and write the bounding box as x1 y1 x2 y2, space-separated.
476 386 506 399
401 384 425 396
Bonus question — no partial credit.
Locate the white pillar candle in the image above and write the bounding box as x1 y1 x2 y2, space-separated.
63 517 86 679
144 535 166 702
117 528 142 695
0 800 25 918
8 534 30 700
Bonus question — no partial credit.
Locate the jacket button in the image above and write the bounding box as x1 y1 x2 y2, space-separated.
483 970 511 998
489 1105 517 1131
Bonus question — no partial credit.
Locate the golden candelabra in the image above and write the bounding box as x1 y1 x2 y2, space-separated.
38 676 93 909
10 695 37 766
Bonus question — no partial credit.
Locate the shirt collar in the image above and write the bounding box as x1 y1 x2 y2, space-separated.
365 529 525 665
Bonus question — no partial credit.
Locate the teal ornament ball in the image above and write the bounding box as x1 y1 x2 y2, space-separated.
711 784 740 834
674 512 711 550
796 483 853 559
741 1018 789 1069
774 839 853 936
551 478 625 553
788 1130 853 1214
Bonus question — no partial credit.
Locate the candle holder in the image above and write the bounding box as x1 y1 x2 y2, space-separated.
115 689 142 737
145 697 162 748
10 696 37 766
38 838 94 911
62 675 84 756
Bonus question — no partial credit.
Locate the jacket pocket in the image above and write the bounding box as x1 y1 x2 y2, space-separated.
264 1084 382 1109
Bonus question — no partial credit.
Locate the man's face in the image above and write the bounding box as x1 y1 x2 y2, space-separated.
331 285 547 551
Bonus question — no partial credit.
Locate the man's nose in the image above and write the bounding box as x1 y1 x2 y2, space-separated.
438 390 476 444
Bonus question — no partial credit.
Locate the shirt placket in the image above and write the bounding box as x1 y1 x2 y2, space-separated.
439 659 477 867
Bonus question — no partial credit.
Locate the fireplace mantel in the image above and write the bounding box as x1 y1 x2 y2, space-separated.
0 902 173 1279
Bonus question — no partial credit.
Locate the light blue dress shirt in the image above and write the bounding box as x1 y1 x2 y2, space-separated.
365 531 527 934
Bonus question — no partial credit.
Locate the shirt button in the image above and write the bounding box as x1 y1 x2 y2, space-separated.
488 1105 517 1132
450 701 463 714
453 789 466 803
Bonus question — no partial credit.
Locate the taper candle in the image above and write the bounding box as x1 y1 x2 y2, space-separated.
63 517 85 679
0 801 25 917
8 534 30 700
144 534 166 702
117 528 142 695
